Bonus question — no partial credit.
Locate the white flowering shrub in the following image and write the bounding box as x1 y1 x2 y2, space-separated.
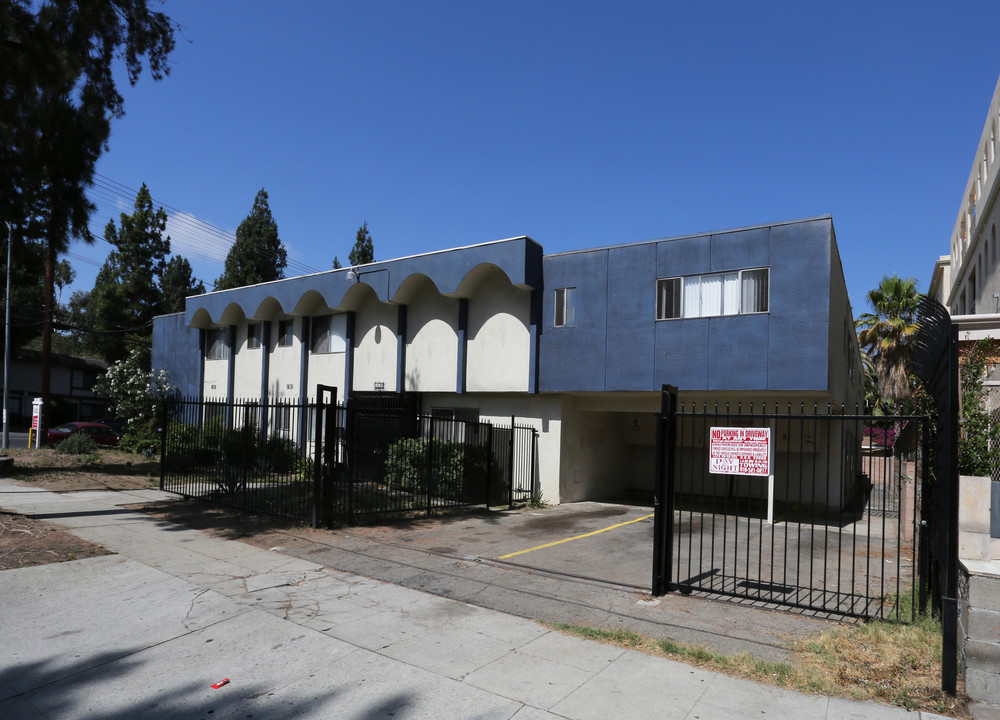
93 348 176 453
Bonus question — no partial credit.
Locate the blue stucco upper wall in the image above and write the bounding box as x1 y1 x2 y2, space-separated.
159 217 845 398
184 236 543 326
152 312 202 397
538 217 835 393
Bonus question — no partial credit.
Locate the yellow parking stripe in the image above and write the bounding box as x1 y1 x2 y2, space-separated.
497 513 655 560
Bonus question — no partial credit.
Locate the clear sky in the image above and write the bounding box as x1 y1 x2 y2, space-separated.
71 0 1000 316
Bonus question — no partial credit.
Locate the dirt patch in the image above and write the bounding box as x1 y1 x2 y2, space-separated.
3 448 160 491
0 511 113 570
0 447 159 570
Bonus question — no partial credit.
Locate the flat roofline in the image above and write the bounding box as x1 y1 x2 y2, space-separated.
542 215 833 259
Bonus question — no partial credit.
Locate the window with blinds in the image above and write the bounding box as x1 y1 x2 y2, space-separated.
656 268 769 320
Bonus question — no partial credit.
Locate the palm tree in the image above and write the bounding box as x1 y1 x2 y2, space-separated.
855 274 921 412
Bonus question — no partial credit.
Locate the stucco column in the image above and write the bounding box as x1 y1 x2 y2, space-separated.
298 317 310 446
396 305 407 393
198 328 206 403
260 322 271 437
457 298 468 394
529 289 541 394
225 326 236 403
344 311 356 402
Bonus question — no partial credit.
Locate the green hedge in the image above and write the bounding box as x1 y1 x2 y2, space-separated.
383 437 489 502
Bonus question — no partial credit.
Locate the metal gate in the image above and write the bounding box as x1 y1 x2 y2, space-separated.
910 296 960 695
311 388 538 525
653 386 928 621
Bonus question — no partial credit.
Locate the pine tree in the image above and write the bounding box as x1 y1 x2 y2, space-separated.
215 189 286 290
87 184 171 363
161 256 206 313
349 221 375 266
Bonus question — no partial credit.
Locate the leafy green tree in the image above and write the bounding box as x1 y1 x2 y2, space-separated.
1 0 175 238
1 0 175 422
87 183 170 363
54 259 75 305
958 339 1000 477
856 274 921 412
93 346 175 453
348 221 375 266
160 256 206 313
0 237 47 354
215 189 286 290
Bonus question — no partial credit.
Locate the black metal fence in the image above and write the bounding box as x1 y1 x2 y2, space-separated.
312 406 536 523
160 395 537 525
160 397 318 521
654 393 926 621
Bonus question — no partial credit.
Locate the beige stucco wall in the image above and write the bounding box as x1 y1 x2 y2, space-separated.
422 392 564 504
466 273 531 392
268 318 302 400
406 289 459 392
353 296 399 392
203 356 228 400
960 474 1000 561
233 321 263 399
307 351 346 399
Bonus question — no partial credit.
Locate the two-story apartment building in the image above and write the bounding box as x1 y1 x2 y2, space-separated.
153 215 862 508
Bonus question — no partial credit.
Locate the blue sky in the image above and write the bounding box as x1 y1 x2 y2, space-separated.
73 0 1000 315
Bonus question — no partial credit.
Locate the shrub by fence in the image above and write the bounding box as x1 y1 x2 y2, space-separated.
160 396 538 525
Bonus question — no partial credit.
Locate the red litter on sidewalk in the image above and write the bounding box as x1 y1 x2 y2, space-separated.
211 679 230 689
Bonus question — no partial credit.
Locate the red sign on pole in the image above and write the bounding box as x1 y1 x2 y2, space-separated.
709 427 771 476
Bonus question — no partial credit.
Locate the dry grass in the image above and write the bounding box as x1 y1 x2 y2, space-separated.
549 610 968 717
4 447 159 490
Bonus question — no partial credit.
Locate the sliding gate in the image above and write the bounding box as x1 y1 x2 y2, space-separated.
652 385 927 621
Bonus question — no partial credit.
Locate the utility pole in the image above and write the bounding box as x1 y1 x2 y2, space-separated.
40 235 54 441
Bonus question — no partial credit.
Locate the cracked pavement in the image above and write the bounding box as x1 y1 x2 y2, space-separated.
0 479 947 719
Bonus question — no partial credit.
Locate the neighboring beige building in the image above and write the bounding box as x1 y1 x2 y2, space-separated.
932 74 1000 706
932 74 1000 411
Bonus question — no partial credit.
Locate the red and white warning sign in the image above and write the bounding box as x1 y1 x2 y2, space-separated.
709 426 771 476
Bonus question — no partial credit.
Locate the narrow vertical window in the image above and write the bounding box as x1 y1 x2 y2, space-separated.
656 278 681 319
277 319 293 348
554 287 575 327
741 269 769 313
311 316 330 353
247 323 260 349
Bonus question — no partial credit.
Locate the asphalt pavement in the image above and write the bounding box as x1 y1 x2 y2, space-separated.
0 477 958 719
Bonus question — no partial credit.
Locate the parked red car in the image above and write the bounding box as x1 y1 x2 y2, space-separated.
46 422 120 447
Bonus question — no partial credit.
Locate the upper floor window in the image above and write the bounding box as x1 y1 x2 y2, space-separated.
276 319 293 348
205 328 229 360
246 323 261 350
554 287 575 327
71 369 96 391
656 268 768 320
311 314 347 353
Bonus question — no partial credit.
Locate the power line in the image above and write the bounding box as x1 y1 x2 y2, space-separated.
89 173 320 276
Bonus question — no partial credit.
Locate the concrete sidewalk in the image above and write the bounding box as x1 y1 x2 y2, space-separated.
0 480 947 719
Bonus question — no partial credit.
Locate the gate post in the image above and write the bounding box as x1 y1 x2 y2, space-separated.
312 394 325 529
485 423 494 509
509 416 516 508
652 384 678 596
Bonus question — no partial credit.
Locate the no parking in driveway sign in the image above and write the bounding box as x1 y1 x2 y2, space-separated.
708 426 771 476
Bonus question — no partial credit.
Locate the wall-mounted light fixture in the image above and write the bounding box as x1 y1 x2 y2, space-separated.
344 266 388 285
